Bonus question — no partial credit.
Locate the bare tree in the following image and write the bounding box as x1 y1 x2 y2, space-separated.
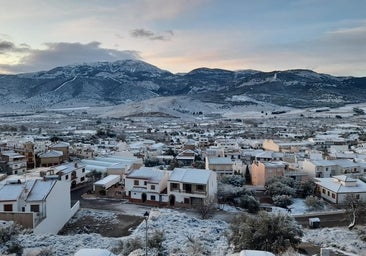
344 194 366 229
196 197 216 219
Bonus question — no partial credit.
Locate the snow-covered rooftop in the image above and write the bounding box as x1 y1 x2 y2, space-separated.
0 183 23 201
126 167 165 183
207 157 233 165
26 179 57 201
315 177 366 193
169 168 212 184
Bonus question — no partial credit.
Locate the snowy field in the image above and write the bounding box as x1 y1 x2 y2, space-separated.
3 200 366 255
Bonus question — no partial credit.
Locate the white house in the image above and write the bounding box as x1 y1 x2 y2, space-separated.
125 167 169 206
53 162 88 187
0 178 79 234
302 159 361 178
167 168 217 207
315 175 366 204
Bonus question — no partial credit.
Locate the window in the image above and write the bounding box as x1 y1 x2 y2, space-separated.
356 194 360 199
197 185 204 191
327 191 330 196
171 183 179 189
4 204 13 212
322 189 326 194
80 177 85 182
150 195 156 201
144 181 147 186
82 168 85 173
151 185 156 190
332 193 335 199
65 174 69 180
31 205 40 212
134 180 139 186
184 198 190 204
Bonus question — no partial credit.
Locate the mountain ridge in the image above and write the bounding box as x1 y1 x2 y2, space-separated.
0 59 365 112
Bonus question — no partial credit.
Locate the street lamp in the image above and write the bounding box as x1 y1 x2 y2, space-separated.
144 211 149 256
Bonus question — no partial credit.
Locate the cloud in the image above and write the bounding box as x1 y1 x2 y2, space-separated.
130 28 173 41
0 41 141 73
0 41 15 52
0 40 30 54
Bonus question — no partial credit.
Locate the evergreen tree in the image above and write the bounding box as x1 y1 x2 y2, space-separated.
245 165 251 185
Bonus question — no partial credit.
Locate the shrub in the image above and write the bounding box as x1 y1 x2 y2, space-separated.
304 196 324 211
221 175 245 187
239 194 260 213
112 237 143 256
230 211 303 254
148 230 165 253
273 195 293 208
266 181 295 197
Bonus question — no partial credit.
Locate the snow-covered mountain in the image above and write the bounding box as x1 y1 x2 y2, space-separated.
0 60 365 112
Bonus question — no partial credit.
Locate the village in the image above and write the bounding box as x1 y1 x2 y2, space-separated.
1 106 366 255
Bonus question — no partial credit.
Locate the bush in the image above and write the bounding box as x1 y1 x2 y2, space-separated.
295 179 315 198
266 176 295 188
112 237 142 256
266 181 296 197
0 222 22 243
221 175 245 187
273 195 293 208
304 196 324 211
239 194 260 213
230 211 303 254
217 182 248 205
148 230 165 253
7 241 23 255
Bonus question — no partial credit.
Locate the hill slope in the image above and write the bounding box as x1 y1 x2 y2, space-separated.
0 60 365 112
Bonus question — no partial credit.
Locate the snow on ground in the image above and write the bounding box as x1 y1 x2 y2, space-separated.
127 208 230 255
303 226 366 256
5 200 366 255
18 233 119 256
272 198 335 215
13 208 230 256
68 208 119 225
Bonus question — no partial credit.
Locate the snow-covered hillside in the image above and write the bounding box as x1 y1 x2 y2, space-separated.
3 205 365 256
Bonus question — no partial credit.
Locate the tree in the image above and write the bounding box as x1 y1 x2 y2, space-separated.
221 175 244 187
229 211 303 254
217 182 248 205
265 181 295 197
295 179 315 198
144 158 161 167
304 195 324 211
344 193 366 229
197 197 216 219
192 161 205 169
272 195 293 208
239 194 260 213
245 165 251 185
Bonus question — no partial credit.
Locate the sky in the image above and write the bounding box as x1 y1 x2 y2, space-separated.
0 0 365 76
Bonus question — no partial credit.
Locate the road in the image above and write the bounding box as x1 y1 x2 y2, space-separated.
294 210 352 228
